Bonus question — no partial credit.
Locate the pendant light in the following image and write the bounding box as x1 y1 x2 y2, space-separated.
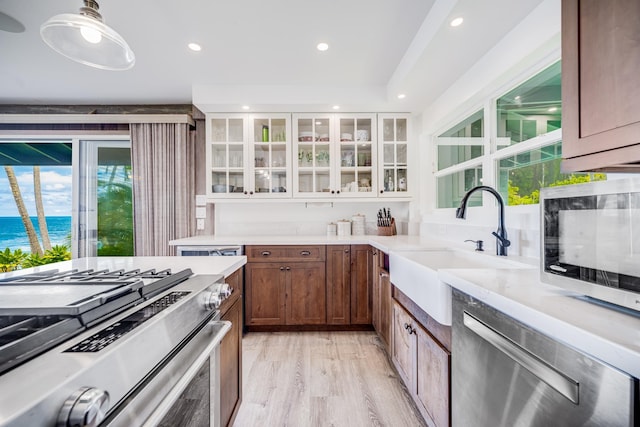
40 0 135 71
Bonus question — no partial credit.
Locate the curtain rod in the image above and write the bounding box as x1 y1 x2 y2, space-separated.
0 114 195 126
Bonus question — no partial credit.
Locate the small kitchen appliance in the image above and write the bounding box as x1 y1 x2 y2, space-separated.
540 178 640 312
0 263 233 426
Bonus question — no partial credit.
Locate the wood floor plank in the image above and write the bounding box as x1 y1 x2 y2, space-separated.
233 331 426 427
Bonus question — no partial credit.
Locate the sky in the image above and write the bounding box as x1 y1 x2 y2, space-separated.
0 166 73 217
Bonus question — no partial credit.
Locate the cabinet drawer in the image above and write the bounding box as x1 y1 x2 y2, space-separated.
246 245 326 262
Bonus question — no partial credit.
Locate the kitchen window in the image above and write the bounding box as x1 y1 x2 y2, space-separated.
496 61 561 149
434 59 606 209
0 137 132 258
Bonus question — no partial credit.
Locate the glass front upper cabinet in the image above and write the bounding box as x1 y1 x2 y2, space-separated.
250 114 291 198
292 114 333 197
206 113 291 198
378 114 409 196
207 114 248 197
336 114 376 197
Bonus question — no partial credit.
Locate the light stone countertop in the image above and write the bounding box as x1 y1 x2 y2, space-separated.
439 268 640 379
0 256 247 280
171 234 482 255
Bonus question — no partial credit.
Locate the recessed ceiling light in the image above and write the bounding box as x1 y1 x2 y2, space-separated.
332 105 340 110
450 17 464 27
242 105 250 110
317 42 329 51
188 43 202 52
548 107 558 112
397 93 406 99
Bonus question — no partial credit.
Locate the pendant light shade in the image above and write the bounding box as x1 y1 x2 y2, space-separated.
40 0 135 71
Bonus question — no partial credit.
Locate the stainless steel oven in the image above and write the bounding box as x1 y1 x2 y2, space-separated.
0 265 233 427
541 178 640 312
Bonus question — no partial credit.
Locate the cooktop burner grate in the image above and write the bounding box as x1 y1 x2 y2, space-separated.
0 267 194 376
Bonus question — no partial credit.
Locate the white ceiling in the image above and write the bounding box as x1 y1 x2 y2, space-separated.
0 0 546 113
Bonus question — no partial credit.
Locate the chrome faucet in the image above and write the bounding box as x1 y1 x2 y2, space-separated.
456 185 511 256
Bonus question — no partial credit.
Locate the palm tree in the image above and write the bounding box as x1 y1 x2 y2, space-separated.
4 166 43 256
33 166 52 251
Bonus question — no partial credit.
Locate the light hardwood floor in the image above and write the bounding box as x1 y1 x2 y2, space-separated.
232 331 427 427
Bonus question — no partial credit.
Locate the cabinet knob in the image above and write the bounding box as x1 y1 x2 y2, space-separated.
300 250 311 256
285 266 291 271
244 191 248 195
331 190 335 194
344 249 349 253
380 190 384 194
261 251 271 257
280 266 285 271
250 191 254 195
336 190 340 194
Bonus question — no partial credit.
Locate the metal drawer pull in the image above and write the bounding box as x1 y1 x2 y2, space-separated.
261 251 271 256
300 250 311 256
463 311 579 404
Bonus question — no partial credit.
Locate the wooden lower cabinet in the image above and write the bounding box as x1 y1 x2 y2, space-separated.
326 245 351 324
245 261 326 326
392 300 450 427
350 245 373 324
326 244 374 326
372 249 391 350
286 262 326 325
220 295 242 427
219 268 243 427
245 263 286 325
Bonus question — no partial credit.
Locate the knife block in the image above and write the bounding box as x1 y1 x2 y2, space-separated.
377 218 396 236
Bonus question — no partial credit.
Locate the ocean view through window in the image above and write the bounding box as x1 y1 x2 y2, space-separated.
1 138 133 268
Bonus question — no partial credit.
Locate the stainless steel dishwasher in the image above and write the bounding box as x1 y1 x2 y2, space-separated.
176 245 243 257
452 289 638 427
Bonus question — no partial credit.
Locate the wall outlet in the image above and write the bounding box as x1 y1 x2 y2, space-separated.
196 218 205 230
195 207 207 219
195 195 206 206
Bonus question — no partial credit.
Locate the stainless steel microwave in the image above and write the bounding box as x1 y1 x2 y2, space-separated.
540 178 640 312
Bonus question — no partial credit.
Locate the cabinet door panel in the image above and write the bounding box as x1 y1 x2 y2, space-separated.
245 263 285 325
326 245 351 324
562 0 640 169
379 268 392 350
350 245 372 324
392 302 415 388
417 326 450 427
220 297 242 427
286 262 327 325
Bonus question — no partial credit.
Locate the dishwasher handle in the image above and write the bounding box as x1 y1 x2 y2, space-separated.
463 311 579 404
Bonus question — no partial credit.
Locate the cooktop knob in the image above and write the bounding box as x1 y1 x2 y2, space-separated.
219 283 232 299
204 290 222 310
57 387 109 427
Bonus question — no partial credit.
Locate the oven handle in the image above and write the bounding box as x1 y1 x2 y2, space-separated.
142 320 231 426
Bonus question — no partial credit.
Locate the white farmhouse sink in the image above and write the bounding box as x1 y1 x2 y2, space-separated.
389 249 533 326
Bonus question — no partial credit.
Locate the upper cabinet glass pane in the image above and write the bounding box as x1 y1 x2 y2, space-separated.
229 119 244 142
496 61 561 149
437 109 484 170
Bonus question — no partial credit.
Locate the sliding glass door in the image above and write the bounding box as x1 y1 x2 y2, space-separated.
77 140 133 257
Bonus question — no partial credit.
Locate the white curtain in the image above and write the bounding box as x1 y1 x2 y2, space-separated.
130 123 195 255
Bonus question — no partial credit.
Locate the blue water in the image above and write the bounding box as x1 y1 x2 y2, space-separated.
0 216 72 252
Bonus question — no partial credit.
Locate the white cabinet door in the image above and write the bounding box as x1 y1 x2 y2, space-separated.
292 114 334 197
378 114 410 198
206 113 250 198
248 114 292 199
206 113 291 199
334 114 377 198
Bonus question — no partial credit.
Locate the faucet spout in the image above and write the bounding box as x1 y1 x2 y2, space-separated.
456 185 511 256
